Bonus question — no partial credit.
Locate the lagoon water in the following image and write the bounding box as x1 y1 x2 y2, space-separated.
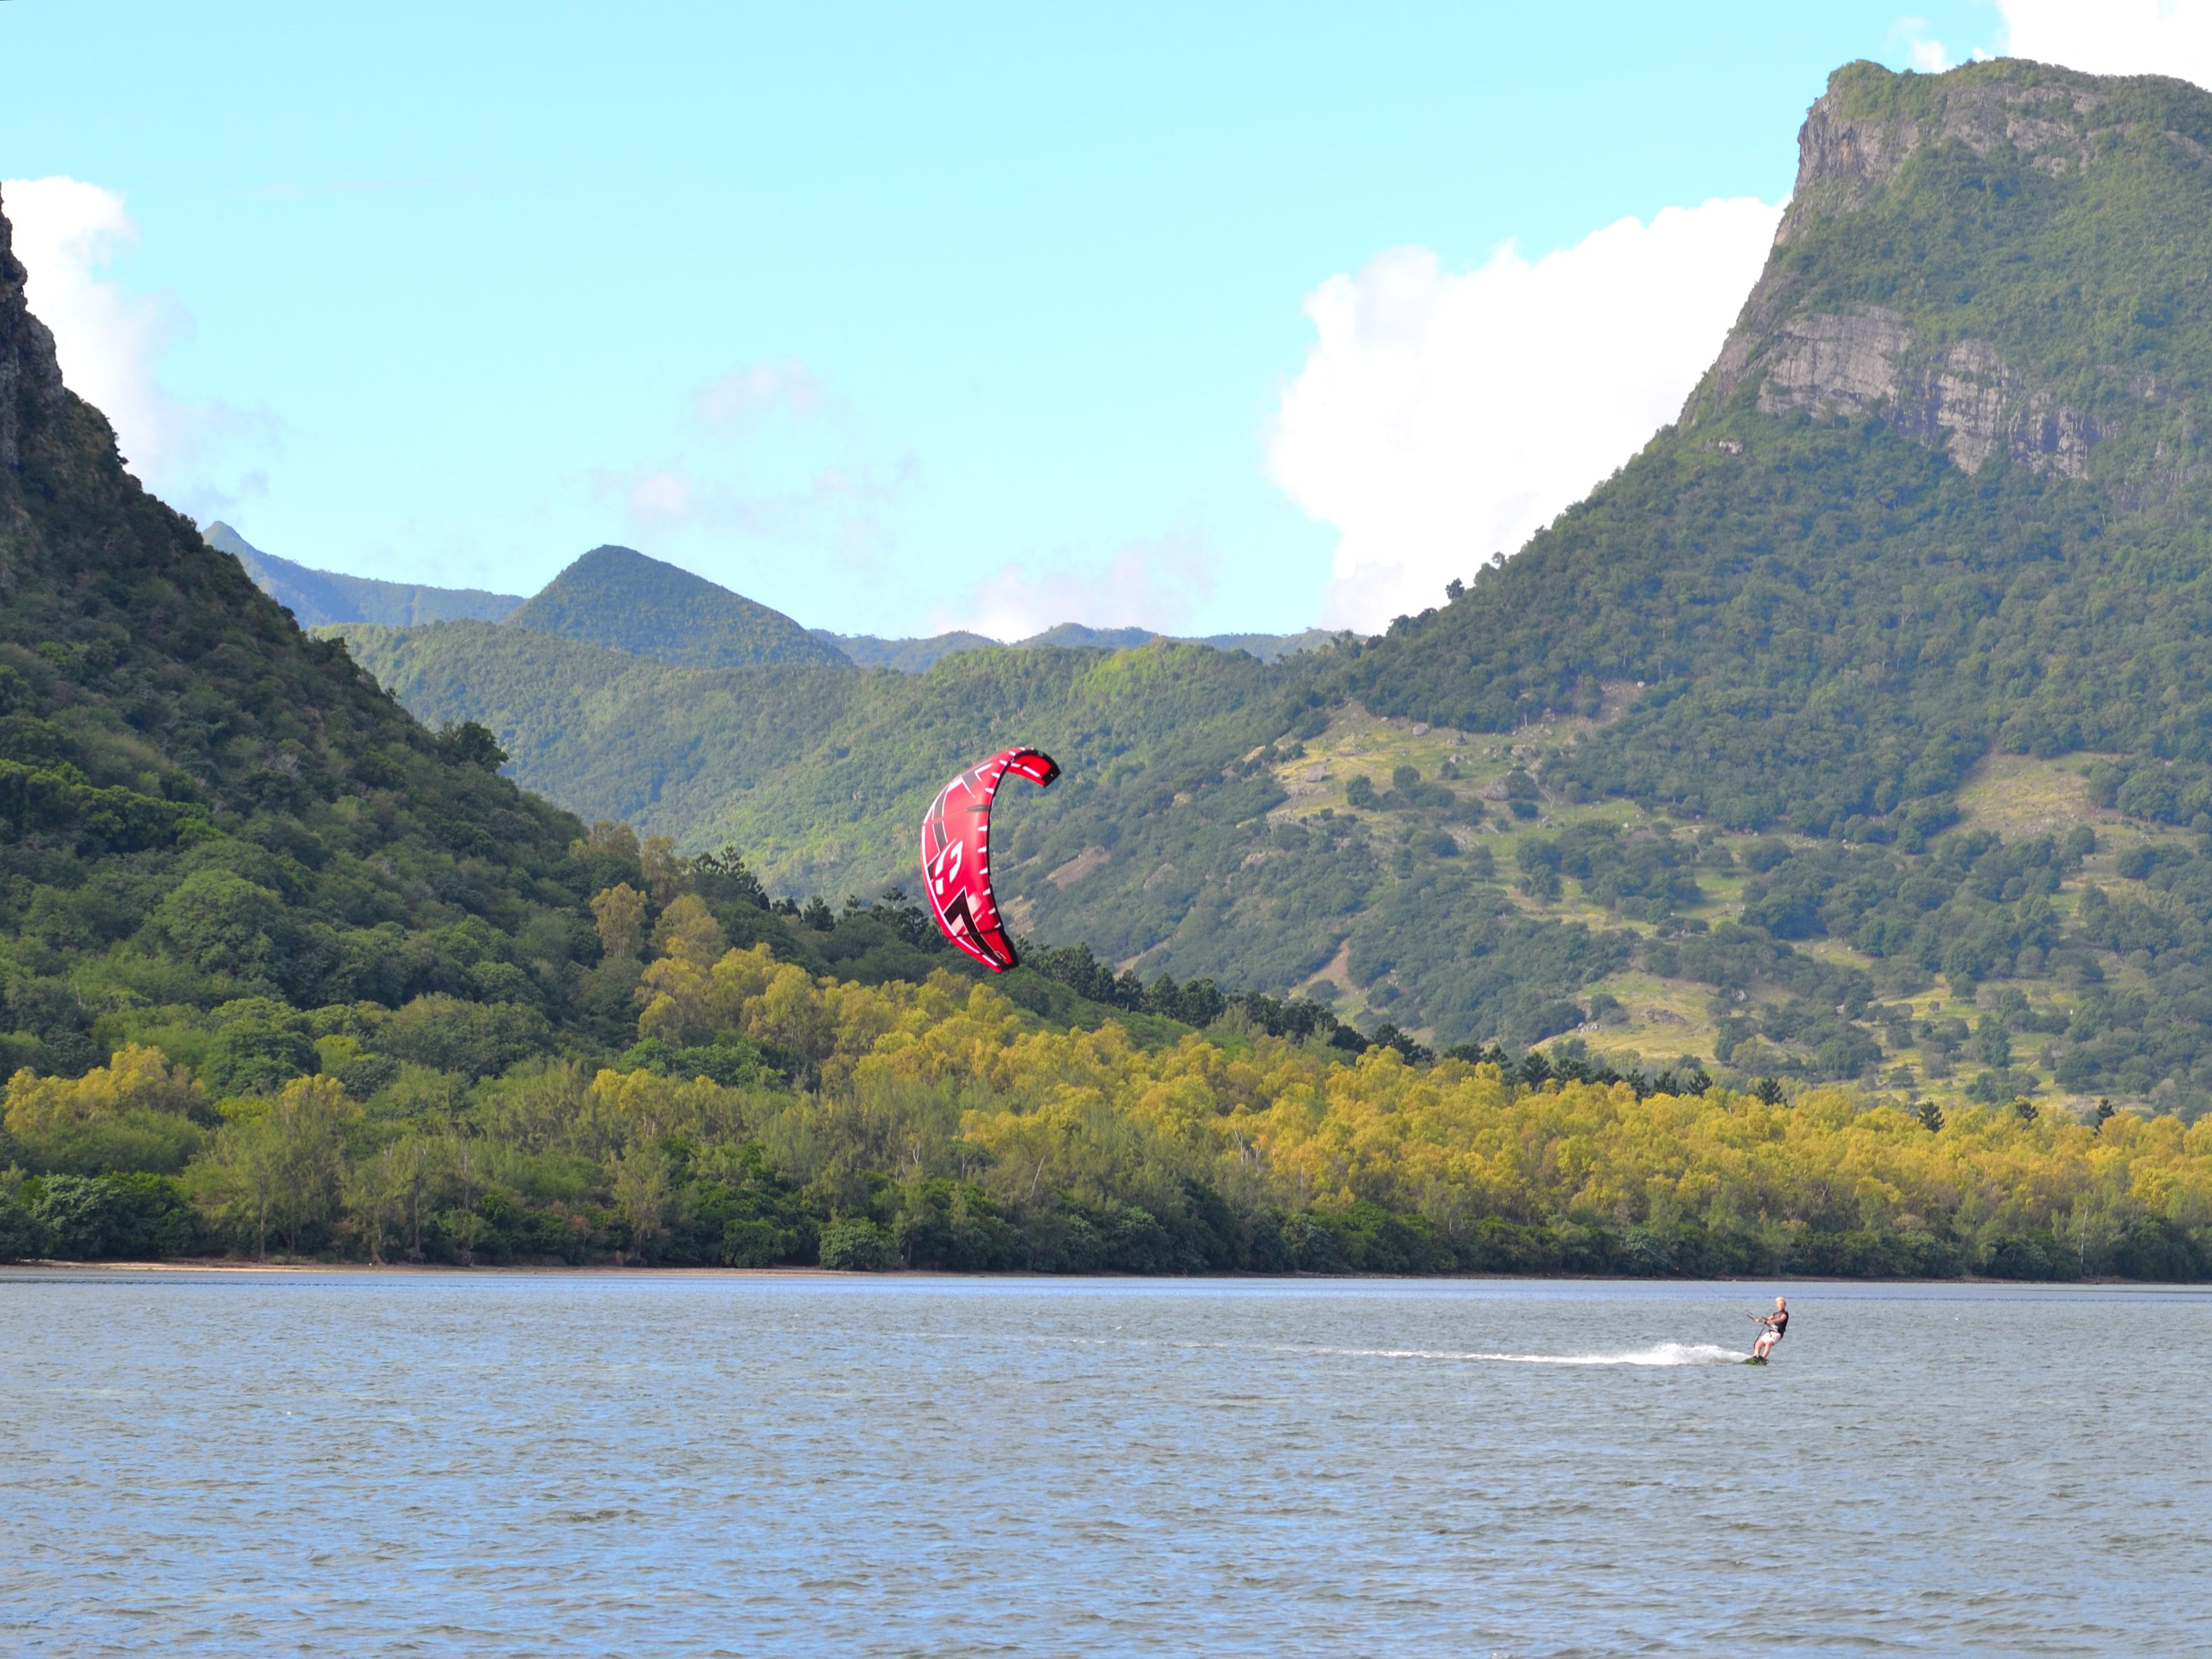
2 1274 2206 1656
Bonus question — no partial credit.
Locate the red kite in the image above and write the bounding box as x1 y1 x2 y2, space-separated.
920 746 1060 971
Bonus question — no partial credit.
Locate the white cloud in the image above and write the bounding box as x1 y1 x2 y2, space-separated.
1267 198 1783 631
624 468 695 520
695 358 824 426
6 179 167 457
1890 15 1957 72
598 358 915 570
949 527 1216 641
2 177 269 507
594 452 917 565
1999 0 2212 82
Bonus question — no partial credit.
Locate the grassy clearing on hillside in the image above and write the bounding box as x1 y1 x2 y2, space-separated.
1263 703 2212 1124
1955 755 2112 842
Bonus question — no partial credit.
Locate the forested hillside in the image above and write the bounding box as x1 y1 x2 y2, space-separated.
0 190 616 1077
818 628 1000 672
16 903 2211 1283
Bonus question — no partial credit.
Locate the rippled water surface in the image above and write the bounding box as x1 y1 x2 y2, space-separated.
3 1273 2206 1656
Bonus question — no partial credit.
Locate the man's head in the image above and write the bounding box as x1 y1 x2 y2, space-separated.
1776 1296 1787 1309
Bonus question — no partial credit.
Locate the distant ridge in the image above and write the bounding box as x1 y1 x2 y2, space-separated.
1021 623 1161 652
814 622 1342 673
813 629 1000 673
1187 627 1342 664
204 522 525 627
504 544 852 670
216 520 1333 674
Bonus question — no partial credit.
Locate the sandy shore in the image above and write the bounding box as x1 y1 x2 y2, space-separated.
0 1258 854 1276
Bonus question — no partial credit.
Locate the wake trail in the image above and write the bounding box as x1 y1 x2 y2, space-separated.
1317 1341 1746 1367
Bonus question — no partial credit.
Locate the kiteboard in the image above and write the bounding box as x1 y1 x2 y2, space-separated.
1743 1355 1766 1365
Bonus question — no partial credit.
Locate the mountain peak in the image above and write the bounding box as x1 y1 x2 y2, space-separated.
1780 58 2132 243
569 544 684 579
504 545 851 670
1682 58 2212 497
202 519 249 554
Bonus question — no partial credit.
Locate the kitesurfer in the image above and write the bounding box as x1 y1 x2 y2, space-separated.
1749 1295 1788 1362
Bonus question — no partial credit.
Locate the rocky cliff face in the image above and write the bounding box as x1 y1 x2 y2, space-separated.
1778 68 2114 236
0 185 69 475
1742 307 2101 479
1682 59 2212 491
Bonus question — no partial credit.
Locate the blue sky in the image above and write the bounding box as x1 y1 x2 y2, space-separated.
0 2 2064 635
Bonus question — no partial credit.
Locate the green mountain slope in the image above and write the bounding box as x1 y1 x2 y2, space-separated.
206 522 523 627
1345 59 2212 835
1021 622 1341 660
1019 623 1160 651
1195 628 1341 663
335 618 1301 896
331 620 859 838
332 617 1638 1046
505 544 852 669
0 189 613 1073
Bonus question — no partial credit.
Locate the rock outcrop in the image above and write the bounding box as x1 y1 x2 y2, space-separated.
0 184 69 475
1895 339 2100 477
1676 58 2212 486
1752 306 1913 421
1778 73 2109 239
1745 310 2102 480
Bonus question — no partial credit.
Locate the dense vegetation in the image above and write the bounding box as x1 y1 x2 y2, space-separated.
0 202 630 1096
504 544 852 669
206 522 522 627
10 861 2209 1283
333 622 1621 1049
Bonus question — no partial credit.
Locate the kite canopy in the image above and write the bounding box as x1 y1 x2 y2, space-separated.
920 746 1060 972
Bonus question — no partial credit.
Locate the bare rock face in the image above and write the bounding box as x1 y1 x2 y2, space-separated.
1680 60 2140 483
1751 311 2102 480
1754 307 1912 419
1779 77 2105 242
0 184 69 473
1900 340 2100 478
